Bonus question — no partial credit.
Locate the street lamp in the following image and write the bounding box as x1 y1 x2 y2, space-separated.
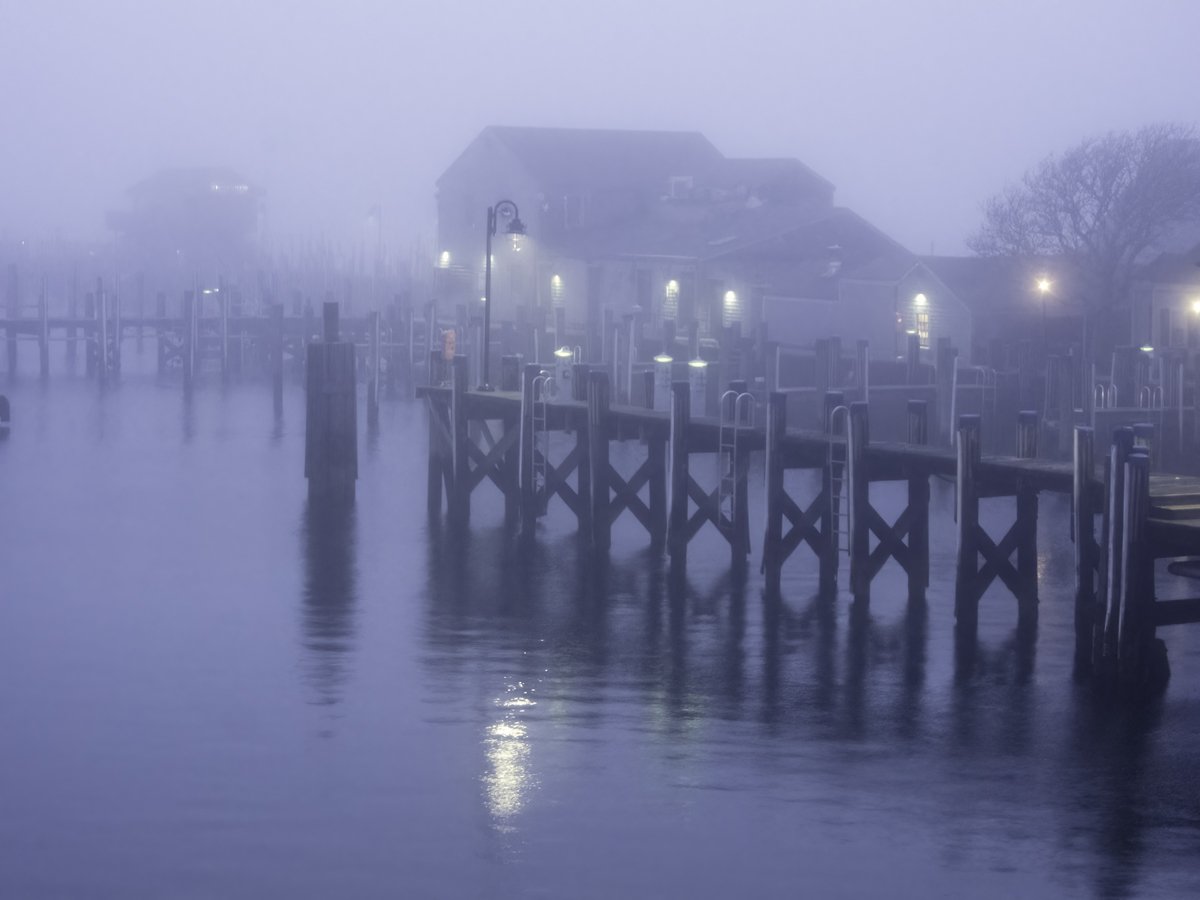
480 199 526 390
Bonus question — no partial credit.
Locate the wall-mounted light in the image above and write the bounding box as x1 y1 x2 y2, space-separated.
913 292 927 306
1192 298 1200 315
439 251 451 268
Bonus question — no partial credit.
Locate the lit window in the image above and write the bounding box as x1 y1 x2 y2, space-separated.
663 279 680 320
550 275 564 305
916 309 930 349
439 251 451 268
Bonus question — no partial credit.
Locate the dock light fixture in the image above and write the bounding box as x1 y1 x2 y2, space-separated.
1192 298 1200 315
1140 345 1154 354
1036 276 1052 349
480 199 526 390
913 292 927 306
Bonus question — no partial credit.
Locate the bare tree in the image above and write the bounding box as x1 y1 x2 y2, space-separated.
968 123 1200 353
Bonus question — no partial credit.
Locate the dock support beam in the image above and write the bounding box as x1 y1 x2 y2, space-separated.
955 414 982 631
668 381 690 571
1073 425 1097 674
847 401 871 603
588 369 612 552
1016 410 1040 625
763 391 787 594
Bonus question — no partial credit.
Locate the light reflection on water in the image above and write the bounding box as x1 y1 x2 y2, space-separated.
0 367 1198 899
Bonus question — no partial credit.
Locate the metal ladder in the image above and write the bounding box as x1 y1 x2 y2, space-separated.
827 405 850 555
531 370 554 514
718 391 754 526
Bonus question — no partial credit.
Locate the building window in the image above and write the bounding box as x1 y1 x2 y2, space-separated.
916 309 930 349
668 175 693 199
550 274 564 306
723 290 740 327
663 279 680 321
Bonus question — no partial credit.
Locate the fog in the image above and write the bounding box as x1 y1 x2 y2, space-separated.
2 0 1198 254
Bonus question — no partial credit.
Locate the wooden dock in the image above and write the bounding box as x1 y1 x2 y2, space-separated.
420 355 1199 691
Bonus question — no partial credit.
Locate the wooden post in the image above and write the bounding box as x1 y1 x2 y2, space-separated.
1072 426 1097 674
84 293 96 377
500 354 524 392
67 278 78 364
5 264 18 378
935 337 956 445
367 310 381 426
572 361 589 402
519 362 542 532
449 354 470 525
854 339 869 403
304 302 358 503
1015 409 1040 624
763 391 787 594
97 280 110 384
955 414 982 631
847 401 871 603
1101 427 1135 672
38 293 49 378
687 320 699 360
648 428 668 551
154 292 165 375
905 332 921 385
588 369 612 552
820 390 845 594
271 304 284 414
220 289 230 378
575 365 593 541
907 399 930 602
181 291 195 390
135 272 145 354
814 338 830 398
1117 450 1155 687
668 381 690 567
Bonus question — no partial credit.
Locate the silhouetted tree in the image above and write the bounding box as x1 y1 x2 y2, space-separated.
968 123 1200 355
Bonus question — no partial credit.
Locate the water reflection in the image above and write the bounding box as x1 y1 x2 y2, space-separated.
300 499 359 715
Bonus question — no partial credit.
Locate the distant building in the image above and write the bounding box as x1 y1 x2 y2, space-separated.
436 126 964 358
107 167 263 287
1129 246 1200 350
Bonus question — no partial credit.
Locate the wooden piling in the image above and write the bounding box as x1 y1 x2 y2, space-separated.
668 381 690 566
271 303 284 414
5 264 17 378
763 391 787 594
1072 425 1097 674
1101 427 1135 672
304 302 358 503
367 310 381 425
449 354 469 525
182 291 195 390
38 294 49 378
1015 409 1039 623
820 390 845 594
847 401 871 604
907 399 930 602
97 281 110 384
520 362 542 531
588 369 612 552
955 414 982 630
1117 450 1155 687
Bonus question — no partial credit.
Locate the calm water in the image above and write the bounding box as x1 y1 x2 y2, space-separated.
2 353 1200 899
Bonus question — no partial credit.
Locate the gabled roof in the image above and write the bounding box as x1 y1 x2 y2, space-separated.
1135 244 1200 285
127 167 261 201
920 255 1084 317
698 157 834 200
468 125 723 192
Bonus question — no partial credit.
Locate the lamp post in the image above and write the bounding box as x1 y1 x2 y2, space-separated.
480 199 526 390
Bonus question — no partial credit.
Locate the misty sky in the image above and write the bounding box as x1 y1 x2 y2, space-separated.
2 0 1198 257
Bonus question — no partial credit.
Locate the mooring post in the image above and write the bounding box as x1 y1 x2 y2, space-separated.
814 338 830 399
270 303 284 414
5 264 18 378
1101 427 1135 674
1072 425 1097 675
668 381 691 567
955 414 983 631
820 390 845 594
588 369 612 552
97 280 110 384
907 399 930 602
181 291 195 390
111 280 122 375
847 401 871 604
500 354 524 392
38 291 49 378
763 391 787 594
935 337 957 444
154 292 165 375
519 361 543 532
367 310 381 426
1132 422 1155 471
67 279 78 364
855 339 869 402
1015 409 1040 624
448 354 470 525
84 293 96 377
1117 449 1155 687
135 272 145 354
304 302 357 503
219 289 230 378
574 364 593 541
